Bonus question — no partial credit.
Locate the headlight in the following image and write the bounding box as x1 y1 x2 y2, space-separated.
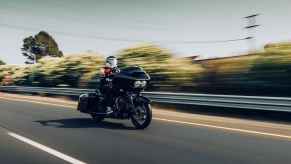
134 81 147 88
140 81 147 87
134 81 141 88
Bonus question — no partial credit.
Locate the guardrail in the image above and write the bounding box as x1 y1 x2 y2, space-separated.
1 86 291 112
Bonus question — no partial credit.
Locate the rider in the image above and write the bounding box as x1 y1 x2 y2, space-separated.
100 56 120 113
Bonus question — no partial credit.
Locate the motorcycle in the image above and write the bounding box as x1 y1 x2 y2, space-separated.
77 66 152 129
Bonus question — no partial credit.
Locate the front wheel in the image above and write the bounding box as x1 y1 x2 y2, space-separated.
131 103 152 129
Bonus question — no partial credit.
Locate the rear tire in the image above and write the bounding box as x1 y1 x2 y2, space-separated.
90 113 104 123
131 103 152 129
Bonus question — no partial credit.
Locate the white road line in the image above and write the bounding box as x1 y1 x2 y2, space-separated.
0 96 75 109
154 117 291 140
8 132 87 164
2 96 291 140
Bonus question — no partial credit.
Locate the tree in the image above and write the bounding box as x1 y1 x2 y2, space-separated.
0 59 5 65
117 43 204 91
21 31 63 64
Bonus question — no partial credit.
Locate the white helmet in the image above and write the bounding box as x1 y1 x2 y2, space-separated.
105 56 118 68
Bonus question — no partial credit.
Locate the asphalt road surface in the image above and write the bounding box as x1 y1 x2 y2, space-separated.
0 93 291 164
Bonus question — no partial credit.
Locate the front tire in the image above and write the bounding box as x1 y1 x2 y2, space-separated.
90 113 104 123
131 103 152 129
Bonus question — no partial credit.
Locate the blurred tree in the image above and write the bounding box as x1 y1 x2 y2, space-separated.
21 31 63 64
264 42 291 53
37 53 104 87
248 52 291 96
0 59 5 65
118 43 204 91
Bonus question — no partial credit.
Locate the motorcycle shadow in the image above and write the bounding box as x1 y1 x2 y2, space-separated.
35 118 135 130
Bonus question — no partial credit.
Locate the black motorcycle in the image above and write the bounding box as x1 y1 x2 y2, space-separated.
77 66 152 129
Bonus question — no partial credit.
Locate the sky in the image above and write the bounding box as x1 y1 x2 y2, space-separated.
0 0 291 64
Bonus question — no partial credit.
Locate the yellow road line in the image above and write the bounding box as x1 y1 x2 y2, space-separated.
1 96 291 140
0 96 75 109
154 117 291 140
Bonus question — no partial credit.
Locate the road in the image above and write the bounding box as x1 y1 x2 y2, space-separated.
0 93 291 164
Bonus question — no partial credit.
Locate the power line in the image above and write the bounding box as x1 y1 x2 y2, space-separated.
159 37 251 44
0 23 251 45
244 14 260 52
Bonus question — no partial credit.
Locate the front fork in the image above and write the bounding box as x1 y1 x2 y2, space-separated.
126 93 135 112
126 93 151 113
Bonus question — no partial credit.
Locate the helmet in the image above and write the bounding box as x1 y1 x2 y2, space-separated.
105 56 118 68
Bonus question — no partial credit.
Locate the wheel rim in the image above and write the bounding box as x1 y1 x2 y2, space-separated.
132 105 147 125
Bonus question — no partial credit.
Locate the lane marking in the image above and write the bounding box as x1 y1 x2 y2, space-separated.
1 96 291 140
154 117 291 140
8 132 87 164
0 96 75 109
0 93 77 105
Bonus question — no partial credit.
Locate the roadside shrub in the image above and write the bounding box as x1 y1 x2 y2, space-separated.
118 43 204 91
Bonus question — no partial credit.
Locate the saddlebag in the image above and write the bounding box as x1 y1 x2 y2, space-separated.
78 92 100 113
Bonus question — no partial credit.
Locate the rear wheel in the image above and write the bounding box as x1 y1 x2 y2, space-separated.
131 103 152 129
90 113 104 123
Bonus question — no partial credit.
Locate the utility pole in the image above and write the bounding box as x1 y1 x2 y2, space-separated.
244 14 260 53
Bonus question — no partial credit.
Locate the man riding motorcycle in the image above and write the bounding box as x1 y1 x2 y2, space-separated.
99 56 120 113
78 55 152 129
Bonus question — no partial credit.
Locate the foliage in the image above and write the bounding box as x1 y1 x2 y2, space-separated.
0 53 104 87
21 31 63 64
2 41 291 96
37 53 104 87
0 65 18 85
0 59 5 65
118 43 204 90
195 49 291 96
264 42 291 53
